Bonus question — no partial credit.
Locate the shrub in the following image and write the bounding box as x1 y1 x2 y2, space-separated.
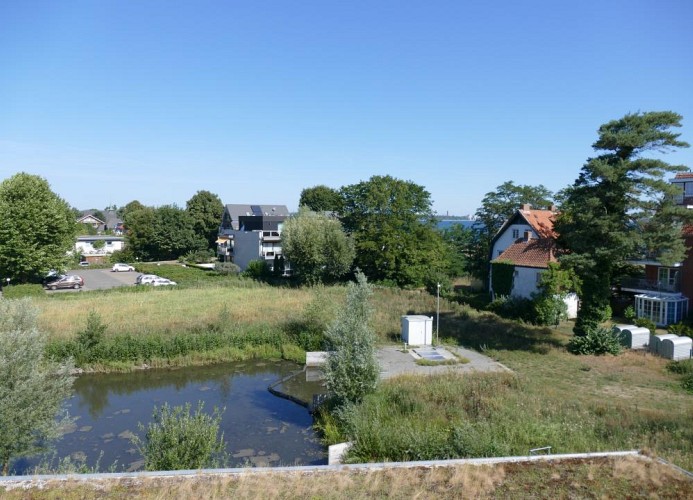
1 284 44 298
567 326 622 356
624 305 636 321
131 401 226 471
324 272 379 408
181 249 215 264
214 261 241 276
75 311 106 364
667 322 693 336
424 273 453 300
533 295 568 327
486 295 534 322
634 317 656 333
243 260 272 281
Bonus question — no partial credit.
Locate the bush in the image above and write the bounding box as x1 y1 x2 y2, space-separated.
75 311 106 364
242 260 272 281
180 249 215 264
486 295 534 322
1 284 44 298
424 274 453 300
667 322 693 336
623 305 636 321
567 326 622 355
214 262 241 276
131 401 226 471
634 317 657 334
533 295 568 327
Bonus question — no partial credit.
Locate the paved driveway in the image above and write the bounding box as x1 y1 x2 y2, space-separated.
47 268 138 293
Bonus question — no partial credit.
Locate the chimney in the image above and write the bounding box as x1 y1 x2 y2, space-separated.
524 230 532 241
549 204 557 212
521 204 531 211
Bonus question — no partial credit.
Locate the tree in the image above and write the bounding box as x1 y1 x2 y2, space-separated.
282 209 355 285
119 200 145 219
0 173 77 283
441 223 476 277
532 263 580 327
299 185 343 212
186 190 224 251
555 111 691 336
324 271 379 408
125 205 206 261
340 175 448 287
131 401 226 471
0 298 74 475
468 181 554 285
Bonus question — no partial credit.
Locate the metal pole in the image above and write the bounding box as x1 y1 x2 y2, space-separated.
436 282 440 346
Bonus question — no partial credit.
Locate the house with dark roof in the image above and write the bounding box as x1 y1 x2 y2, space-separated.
217 204 291 272
489 204 578 317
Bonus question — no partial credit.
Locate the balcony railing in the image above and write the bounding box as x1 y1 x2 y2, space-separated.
619 277 680 294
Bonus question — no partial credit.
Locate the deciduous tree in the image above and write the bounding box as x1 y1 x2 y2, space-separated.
299 185 343 212
282 209 354 285
324 271 379 408
0 299 74 475
340 175 448 287
0 173 76 283
555 111 691 335
186 190 224 250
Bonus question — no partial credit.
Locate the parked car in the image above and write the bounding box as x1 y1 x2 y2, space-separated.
78 261 90 267
136 274 160 285
150 278 177 287
112 263 135 272
44 275 84 290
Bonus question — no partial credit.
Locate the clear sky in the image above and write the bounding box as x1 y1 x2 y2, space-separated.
1 0 692 216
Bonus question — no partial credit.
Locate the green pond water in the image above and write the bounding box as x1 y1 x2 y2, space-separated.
15 360 327 474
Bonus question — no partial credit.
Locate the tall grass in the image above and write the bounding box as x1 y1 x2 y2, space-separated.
336 370 693 470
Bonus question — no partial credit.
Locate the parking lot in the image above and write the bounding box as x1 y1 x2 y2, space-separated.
47 268 138 293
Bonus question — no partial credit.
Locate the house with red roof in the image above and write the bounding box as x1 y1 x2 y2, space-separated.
618 173 692 326
489 204 578 318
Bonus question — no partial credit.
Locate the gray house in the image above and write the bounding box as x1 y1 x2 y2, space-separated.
217 204 290 272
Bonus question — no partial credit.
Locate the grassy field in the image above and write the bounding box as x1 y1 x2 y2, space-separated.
1 456 690 498
17 280 693 474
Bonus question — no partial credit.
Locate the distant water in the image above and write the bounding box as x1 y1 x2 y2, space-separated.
436 220 478 231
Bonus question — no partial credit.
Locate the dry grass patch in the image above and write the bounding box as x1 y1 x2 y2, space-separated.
1 457 690 499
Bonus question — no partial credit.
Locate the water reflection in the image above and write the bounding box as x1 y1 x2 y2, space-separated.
17 360 326 474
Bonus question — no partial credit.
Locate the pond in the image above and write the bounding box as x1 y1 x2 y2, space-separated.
14 360 328 474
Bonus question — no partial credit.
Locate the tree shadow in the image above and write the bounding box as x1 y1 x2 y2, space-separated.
390 309 565 355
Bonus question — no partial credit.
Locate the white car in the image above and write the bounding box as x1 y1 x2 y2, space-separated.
151 278 177 287
112 263 135 272
136 274 160 285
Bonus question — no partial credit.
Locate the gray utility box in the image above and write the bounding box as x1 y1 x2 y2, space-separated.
401 315 433 346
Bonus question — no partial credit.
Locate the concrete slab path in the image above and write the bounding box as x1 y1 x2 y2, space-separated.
376 345 510 380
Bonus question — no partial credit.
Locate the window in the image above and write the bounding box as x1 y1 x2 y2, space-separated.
685 182 693 197
512 229 519 239
657 268 680 291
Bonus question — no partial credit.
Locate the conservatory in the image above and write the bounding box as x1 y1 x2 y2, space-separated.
634 293 689 327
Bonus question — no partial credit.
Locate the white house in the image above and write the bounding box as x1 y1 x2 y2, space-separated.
75 235 126 263
489 204 578 318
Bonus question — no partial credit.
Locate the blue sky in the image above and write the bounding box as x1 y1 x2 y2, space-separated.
1 1 692 216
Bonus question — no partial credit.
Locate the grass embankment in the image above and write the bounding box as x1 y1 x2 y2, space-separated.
1 456 690 499
318 305 693 471
26 275 693 472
